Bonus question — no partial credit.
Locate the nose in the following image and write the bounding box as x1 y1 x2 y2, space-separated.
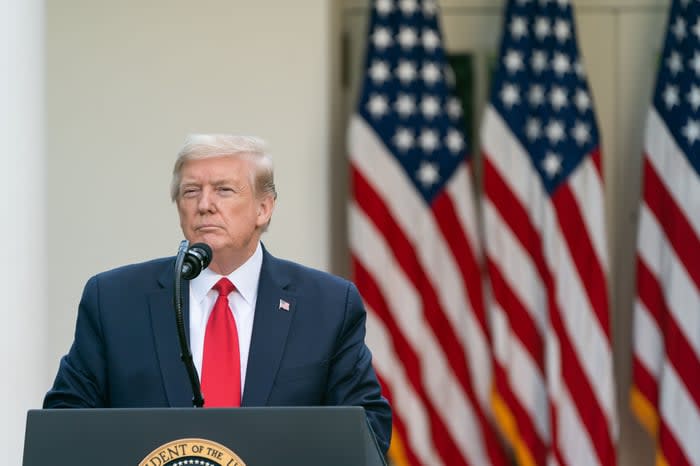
197 188 216 213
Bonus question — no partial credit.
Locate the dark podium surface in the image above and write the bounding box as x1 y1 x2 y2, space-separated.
24 406 386 466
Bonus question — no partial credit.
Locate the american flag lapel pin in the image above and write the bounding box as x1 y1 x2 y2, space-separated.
279 299 290 312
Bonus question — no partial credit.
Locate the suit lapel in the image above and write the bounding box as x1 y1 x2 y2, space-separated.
147 261 193 407
242 250 295 406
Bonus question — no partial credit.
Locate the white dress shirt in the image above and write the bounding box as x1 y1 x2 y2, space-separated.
188 242 263 394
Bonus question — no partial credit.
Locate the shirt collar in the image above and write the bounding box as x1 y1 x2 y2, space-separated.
189 242 263 305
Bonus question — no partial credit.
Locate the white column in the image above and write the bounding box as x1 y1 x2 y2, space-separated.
0 0 47 464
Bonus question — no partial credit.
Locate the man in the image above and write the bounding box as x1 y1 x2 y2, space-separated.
44 135 392 454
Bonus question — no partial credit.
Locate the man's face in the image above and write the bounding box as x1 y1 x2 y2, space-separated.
176 156 274 269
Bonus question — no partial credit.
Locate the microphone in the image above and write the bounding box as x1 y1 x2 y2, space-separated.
173 240 213 407
180 243 213 280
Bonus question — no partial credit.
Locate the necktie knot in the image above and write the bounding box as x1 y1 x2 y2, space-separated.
213 277 235 297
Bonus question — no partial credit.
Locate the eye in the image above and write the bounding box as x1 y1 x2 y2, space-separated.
217 186 234 195
181 187 200 198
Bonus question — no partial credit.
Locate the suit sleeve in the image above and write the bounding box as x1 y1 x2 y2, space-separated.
325 282 392 455
43 275 108 408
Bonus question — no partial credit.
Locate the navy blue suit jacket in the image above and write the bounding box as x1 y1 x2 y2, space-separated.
44 248 391 453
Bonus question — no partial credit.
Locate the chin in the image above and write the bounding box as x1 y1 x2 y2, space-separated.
188 231 218 245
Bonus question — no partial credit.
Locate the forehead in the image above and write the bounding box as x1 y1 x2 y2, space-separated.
180 156 253 183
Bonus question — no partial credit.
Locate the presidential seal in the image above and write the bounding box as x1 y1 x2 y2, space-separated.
139 438 246 466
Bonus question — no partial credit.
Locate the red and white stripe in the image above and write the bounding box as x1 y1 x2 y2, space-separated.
349 115 507 466
632 108 700 466
481 106 618 466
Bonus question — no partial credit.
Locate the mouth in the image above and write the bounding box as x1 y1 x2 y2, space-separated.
195 225 221 232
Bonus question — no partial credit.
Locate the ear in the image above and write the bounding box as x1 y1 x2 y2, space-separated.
256 194 275 228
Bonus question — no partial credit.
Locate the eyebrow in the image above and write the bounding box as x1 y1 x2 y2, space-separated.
180 179 248 190
180 178 236 185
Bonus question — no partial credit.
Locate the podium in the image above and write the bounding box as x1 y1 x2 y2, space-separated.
23 406 386 466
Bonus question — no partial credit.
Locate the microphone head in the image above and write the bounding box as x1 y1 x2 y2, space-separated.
180 243 213 280
189 242 213 268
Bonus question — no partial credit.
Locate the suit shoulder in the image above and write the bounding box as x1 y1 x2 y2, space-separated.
90 256 173 284
269 256 355 292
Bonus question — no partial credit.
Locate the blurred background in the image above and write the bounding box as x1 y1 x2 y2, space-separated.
2 0 672 464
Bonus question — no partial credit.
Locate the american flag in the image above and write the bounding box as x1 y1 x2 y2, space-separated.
632 1 700 465
348 0 507 465
480 1 617 466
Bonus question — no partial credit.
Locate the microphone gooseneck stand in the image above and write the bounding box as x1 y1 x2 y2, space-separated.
174 239 205 408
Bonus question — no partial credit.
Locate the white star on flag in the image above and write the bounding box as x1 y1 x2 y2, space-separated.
369 60 391 84
546 118 566 144
504 50 525 73
445 128 465 154
531 50 548 74
526 117 542 140
667 50 683 74
693 16 700 38
663 84 680 109
542 151 562 177
683 118 700 144
529 84 545 106
366 94 389 118
375 0 393 16
575 88 591 112
421 62 442 85
395 93 416 117
535 16 551 40
552 52 571 76
571 120 591 146
396 60 417 84
690 51 700 75
447 97 463 118
416 161 439 186
673 17 687 40
420 95 440 119
688 84 700 110
393 127 414 152
554 18 571 42
550 86 568 111
419 128 439 152
422 28 440 51
422 0 437 17
399 0 418 16
397 26 418 49
500 83 521 108
372 27 393 50
510 16 528 39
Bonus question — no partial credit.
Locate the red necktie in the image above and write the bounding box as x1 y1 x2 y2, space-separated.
201 277 241 407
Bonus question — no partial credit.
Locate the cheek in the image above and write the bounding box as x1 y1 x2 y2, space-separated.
231 201 257 217
177 205 194 228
